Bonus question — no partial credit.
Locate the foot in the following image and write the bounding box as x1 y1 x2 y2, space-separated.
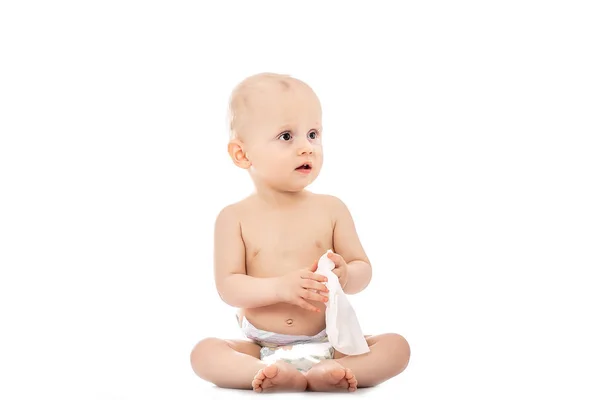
306 359 358 392
251 360 307 393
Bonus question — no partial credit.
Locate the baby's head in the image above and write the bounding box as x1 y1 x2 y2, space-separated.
226 72 324 192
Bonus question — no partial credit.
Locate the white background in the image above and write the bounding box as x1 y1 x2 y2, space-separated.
1 1 599 399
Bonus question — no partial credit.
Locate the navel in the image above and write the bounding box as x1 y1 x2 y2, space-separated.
285 318 294 326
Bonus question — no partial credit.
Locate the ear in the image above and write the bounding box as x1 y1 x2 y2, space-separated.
228 139 251 169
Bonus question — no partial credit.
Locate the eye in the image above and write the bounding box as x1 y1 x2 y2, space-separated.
308 130 319 140
278 131 292 141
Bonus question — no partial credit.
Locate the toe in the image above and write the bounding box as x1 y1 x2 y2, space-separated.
252 381 263 393
252 376 262 385
329 367 346 383
263 364 279 379
344 368 355 380
254 369 265 381
252 368 266 392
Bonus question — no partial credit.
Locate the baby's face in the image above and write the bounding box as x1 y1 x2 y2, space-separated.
239 82 323 192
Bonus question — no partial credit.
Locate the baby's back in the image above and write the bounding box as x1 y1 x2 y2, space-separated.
235 192 335 336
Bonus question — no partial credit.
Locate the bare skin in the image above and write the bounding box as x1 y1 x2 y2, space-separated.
190 73 411 392
252 361 307 393
305 360 358 392
190 331 410 392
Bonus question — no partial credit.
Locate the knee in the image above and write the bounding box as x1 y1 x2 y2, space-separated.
190 337 221 378
385 333 411 374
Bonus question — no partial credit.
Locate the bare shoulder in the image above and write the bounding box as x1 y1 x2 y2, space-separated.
213 198 252 242
310 193 351 218
214 196 254 224
214 202 239 227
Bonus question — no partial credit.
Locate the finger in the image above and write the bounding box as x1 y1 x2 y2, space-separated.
302 289 329 303
308 259 318 272
301 279 329 293
326 252 334 261
302 272 328 282
295 298 320 313
331 254 346 267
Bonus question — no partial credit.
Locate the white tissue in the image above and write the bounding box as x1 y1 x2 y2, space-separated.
316 250 370 356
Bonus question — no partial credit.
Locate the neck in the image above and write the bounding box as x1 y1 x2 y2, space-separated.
252 181 308 208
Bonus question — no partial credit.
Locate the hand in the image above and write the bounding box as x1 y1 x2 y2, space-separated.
327 252 349 289
275 260 330 312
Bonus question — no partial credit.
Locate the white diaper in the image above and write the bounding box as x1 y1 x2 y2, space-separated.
239 316 334 372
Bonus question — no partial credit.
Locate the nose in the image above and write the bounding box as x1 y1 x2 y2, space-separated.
297 136 313 155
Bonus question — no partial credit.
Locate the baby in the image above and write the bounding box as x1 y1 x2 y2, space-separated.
190 72 410 393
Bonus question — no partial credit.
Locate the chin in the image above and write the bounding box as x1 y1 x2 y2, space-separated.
285 182 312 192
286 186 308 193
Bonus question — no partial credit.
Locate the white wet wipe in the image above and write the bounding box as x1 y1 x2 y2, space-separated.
316 250 370 356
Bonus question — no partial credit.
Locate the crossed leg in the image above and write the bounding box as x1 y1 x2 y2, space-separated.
305 333 410 392
190 337 307 393
191 333 410 393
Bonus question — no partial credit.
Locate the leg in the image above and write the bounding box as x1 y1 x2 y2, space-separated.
305 333 410 391
190 337 307 392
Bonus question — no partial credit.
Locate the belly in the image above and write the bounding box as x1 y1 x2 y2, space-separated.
238 205 333 336
240 300 327 336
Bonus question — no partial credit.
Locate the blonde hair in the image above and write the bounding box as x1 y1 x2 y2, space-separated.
227 72 308 140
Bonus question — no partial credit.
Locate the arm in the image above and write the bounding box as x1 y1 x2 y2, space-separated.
213 205 280 308
331 196 372 295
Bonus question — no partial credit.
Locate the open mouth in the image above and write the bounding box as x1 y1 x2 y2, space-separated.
295 163 312 171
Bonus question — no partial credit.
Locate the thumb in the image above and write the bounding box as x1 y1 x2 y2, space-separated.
309 259 318 271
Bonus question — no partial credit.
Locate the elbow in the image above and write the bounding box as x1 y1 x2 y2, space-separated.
216 274 248 308
217 288 230 305
216 278 236 307
360 265 373 293
217 288 241 308
347 259 372 294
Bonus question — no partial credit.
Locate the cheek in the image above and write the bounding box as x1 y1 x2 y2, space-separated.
313 155 324 170
255 153 291 176
253 149 283 166
313 146 324 159
271 155 291 169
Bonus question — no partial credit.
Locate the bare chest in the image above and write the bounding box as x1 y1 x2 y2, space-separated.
240 207 333 277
